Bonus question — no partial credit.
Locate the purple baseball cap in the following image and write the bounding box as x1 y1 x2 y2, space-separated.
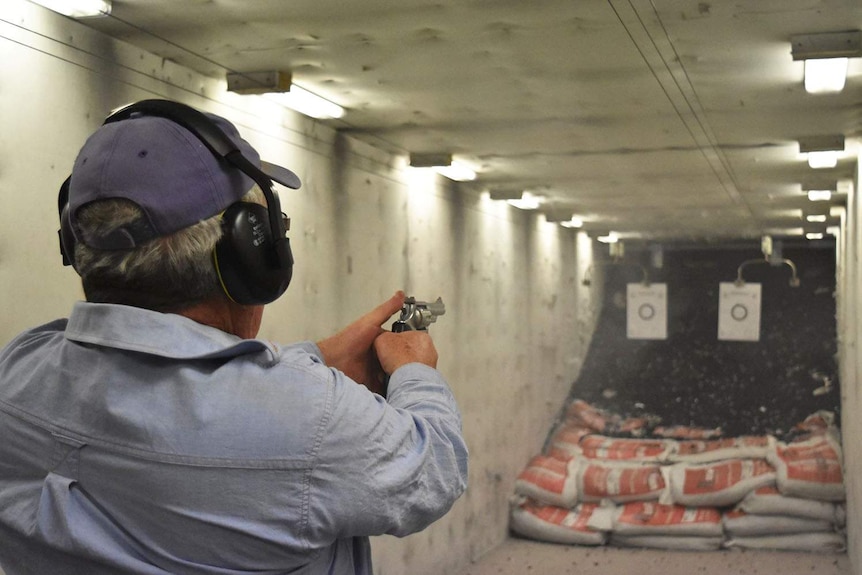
67 107 301 249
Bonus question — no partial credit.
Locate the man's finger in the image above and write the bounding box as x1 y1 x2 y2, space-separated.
365 290 405 326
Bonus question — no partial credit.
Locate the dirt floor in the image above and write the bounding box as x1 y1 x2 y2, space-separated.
455 537 850 575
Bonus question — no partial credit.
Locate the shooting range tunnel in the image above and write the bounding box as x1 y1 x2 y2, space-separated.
0 3 859 574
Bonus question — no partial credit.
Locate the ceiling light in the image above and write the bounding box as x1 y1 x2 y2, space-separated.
560 217 584 229
507 192 542 210
804 58 848 93
807 151 839 169
806 214 828 223
798 135 844 169
806 232 825 240
434 162 476 182
29 0 111 17
791 30 862 94
542 209 576 223
488 189 524 201
227 71 344 119
807 189 833 201
268 86 344 119
408 153 476 182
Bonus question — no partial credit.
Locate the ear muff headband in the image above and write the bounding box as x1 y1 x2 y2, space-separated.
103 100 292 270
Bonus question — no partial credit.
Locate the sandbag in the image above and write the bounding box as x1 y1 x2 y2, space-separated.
565 399 614 432
612 501 723 537
578 460 665 503
767 435 845 501
722 509 833 536
510 498 607 546
513 454 579 508
724 532 846 553
610 533 724 551
739 486 840 522
653 425 723 440
545 424 590 461
579 435 671 463
667 436 773 464
661 458 775 507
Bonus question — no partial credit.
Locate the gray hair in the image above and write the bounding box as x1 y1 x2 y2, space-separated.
74 187 265 312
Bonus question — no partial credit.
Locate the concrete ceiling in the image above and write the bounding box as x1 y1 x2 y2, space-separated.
81 0 861 243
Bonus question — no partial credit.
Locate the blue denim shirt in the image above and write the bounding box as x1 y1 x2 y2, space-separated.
0 302 468 574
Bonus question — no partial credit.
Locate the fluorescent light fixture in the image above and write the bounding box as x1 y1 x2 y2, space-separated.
408 153 476 182
804 58 848 93
507 192 542 210
560 217 584 229
488 189 523 201
597 232 619 244
434 162 476 182
806 214 828 223
807 151 839 169
791 31 862 94
265 86 344 119
807 189 833 201
806 232 825 240
29 0 111 17
227 71 344 119
798 135 844 169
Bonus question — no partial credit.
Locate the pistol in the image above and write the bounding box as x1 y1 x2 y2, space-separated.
392 297 446 332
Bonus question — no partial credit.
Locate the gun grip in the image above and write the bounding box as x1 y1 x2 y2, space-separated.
392 321 427 333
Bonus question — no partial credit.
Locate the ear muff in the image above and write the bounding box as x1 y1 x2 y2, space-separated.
214 202 293 305
57 177 79 272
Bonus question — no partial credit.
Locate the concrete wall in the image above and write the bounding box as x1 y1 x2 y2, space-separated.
0 2 601 574
837 166 860 574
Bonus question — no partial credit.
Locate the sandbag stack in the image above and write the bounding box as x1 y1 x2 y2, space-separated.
510 401 846 552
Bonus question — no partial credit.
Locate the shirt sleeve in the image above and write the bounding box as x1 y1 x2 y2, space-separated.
304 362 468 543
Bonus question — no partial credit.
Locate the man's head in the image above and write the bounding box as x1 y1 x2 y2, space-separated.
59 100 301 311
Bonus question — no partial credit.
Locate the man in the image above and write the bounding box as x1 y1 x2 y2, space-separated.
0 100 468 574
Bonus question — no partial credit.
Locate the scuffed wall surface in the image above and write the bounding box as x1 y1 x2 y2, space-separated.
838 173 860 574
0 3 600 574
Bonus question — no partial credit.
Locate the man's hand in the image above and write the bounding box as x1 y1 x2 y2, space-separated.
317 291 405 394
374 330 438 375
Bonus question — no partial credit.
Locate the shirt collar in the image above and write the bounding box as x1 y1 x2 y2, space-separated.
65 301 280 364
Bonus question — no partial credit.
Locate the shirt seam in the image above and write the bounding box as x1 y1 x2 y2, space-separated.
300 374 335 553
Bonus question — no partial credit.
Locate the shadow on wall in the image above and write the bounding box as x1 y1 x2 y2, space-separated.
566 245 839 438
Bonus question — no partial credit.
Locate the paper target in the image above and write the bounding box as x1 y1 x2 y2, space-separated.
627 283 667 340
718 282 762 342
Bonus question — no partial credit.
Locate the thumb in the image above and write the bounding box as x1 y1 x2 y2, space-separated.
365 290 406 327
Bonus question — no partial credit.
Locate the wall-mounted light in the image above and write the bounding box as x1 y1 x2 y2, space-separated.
597 232 619 244
798 135 845 169
541 209 585 229
408 153 477 182
488 189 523 201
227 71 345 119
807 189 833 201
28 0 111 17
791 30 862 93
507 192 542 210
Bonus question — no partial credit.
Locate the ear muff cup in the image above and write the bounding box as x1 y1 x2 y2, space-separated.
214 202 293 305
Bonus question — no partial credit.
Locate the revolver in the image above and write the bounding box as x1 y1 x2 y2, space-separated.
392 297 446 332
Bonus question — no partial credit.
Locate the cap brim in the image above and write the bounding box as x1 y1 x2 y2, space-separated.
261 161 301 189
